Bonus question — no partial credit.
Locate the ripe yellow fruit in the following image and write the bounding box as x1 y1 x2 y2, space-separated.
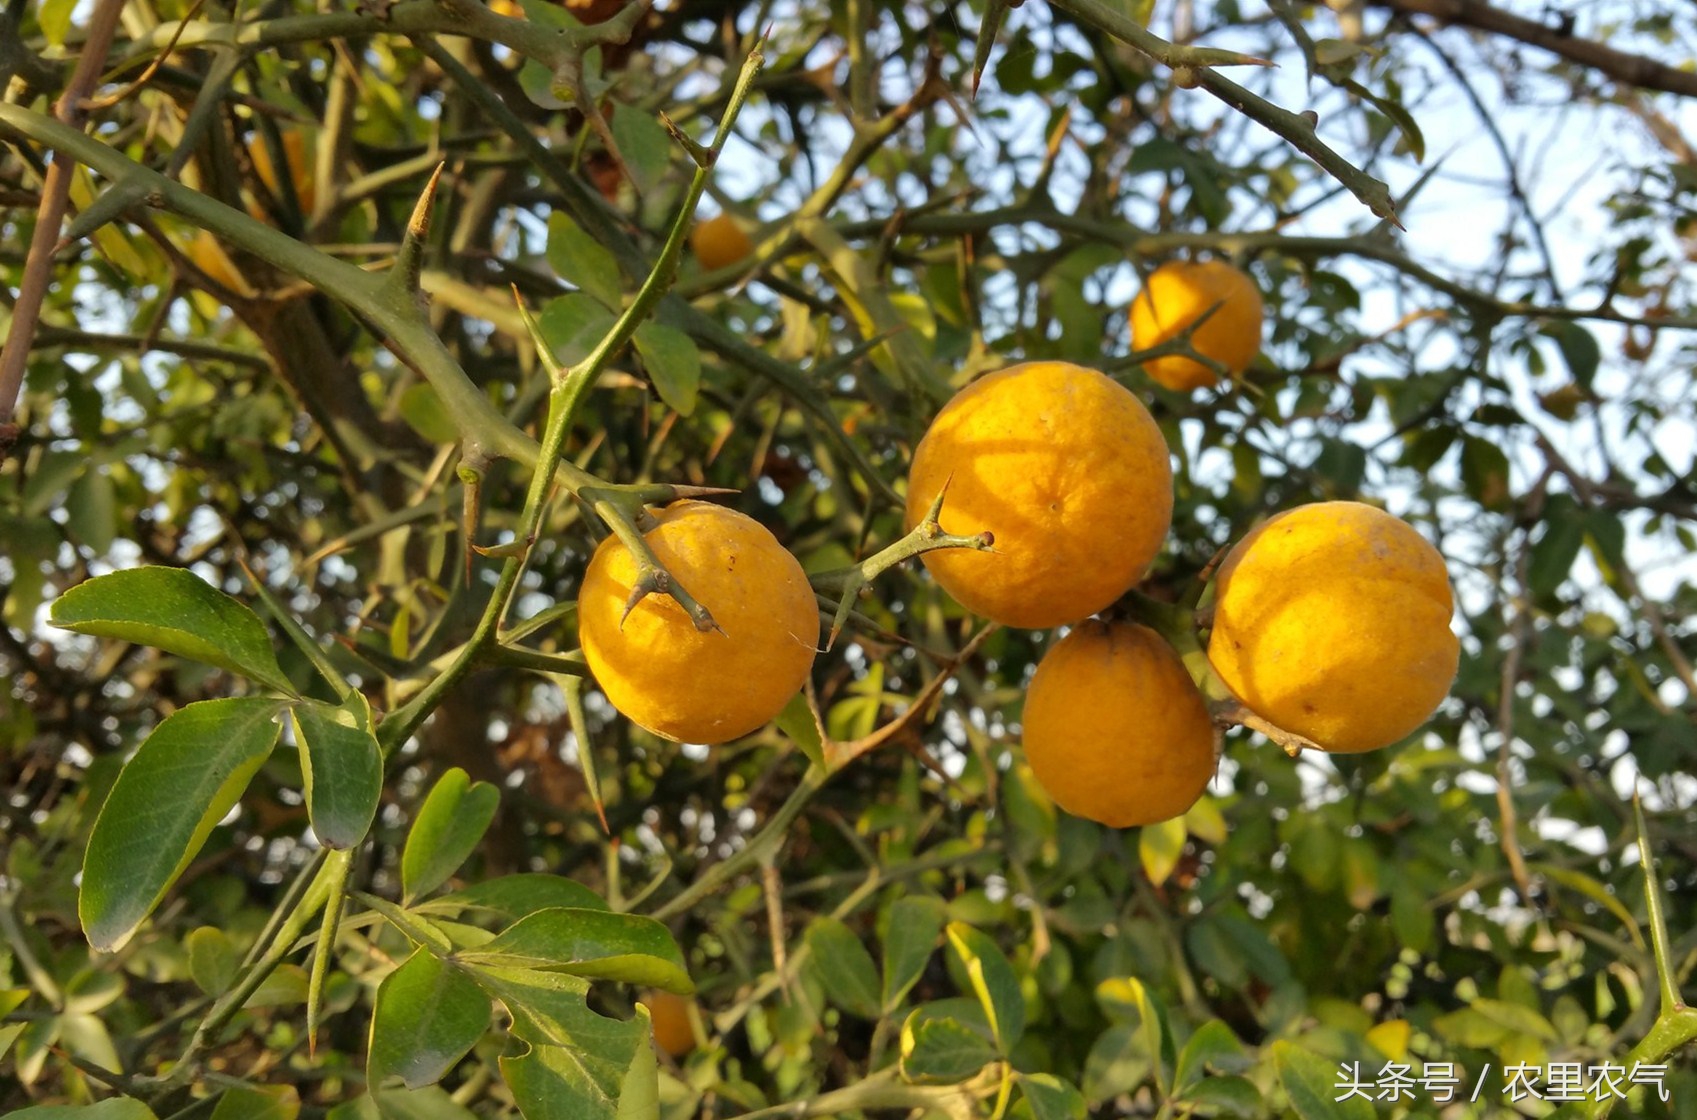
641 989 696 1058
577 501 819 744
690 213 753 272
1022 620 1216 828
904 361 1173 629
1129 259 1264 391
1206 501 1459 753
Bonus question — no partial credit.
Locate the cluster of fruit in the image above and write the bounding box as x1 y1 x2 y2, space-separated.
579 254 1460 831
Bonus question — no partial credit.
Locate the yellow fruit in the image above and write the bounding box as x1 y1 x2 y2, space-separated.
577 501 819 744
690 213 753 272
904 361 1173 629
1129 259 1264 391
1206 501 1459 753
1022 619 1216 828
641 989 696 1058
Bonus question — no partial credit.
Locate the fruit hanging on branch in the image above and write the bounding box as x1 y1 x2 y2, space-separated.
1021 619 1217 828
904 361 1174 630
1205 501 1460 753
1129 259 1265 391
576 500 819 745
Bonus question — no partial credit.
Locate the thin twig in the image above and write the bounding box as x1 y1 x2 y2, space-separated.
0 0 128 462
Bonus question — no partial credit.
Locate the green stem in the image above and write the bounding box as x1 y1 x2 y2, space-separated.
1583 1008 1697 1119
651 763 830 922
377 378 581 754
1045 0 1396 222
1633 793 1684 1016
305 849 352 1052
166 849 345 1084
119 0 639 70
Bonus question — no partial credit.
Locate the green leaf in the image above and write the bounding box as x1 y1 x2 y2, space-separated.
368 1087 483 1120
1139 817 1187 886
882 895 947 1012
425 874 609 921
369 949 491 1090
1470 997 1559 1041
547 212 622 310
1178 1075 1263 1117
81 697 285 951
632 322 701 416
291 693 382 850
609 105 672 196
804 917 881 1018
66 466 116 555
538 292 619 367
455 908 691 993
9 1101 159 1120
186 926 239 996
1018 1073 1086 1120
244 962 309 1007
899 1004 998 1083
1081 1022 1152 1104
1528 496 1586 600
774 692 825 769
397 383 460 444
1338 77 1426 163
1460 436 1511 509
209 1085 300 1120
37 0 77 46
401 768 500 903
50 567 295 694
1542 321 1600 389
467 966 656 1120
502 1034 658 1120
945 921 1025 1051
1173 1019 1250 1090
1096 978 1166 1094
1273 1040 1374 1120
1313 38 1369 68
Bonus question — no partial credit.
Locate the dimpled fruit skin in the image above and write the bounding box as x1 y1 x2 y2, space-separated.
578 501 818 744
1129 259 1264 391
642 990 695 1058
1207 501 1460 753
1022 620 1216 828
905 362 1173 629
690 214 753 271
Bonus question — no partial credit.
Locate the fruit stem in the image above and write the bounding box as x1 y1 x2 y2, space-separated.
811 486 995 648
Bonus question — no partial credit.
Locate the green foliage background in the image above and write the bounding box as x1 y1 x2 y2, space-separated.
1 0 1695 1116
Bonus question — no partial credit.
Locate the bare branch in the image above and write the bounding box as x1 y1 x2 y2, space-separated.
1370 0 1697 99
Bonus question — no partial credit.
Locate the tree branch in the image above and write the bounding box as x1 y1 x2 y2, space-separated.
0 0 127 463
1369 0 1697 99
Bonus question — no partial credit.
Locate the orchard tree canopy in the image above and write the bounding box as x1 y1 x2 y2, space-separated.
2 0 1696 1116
